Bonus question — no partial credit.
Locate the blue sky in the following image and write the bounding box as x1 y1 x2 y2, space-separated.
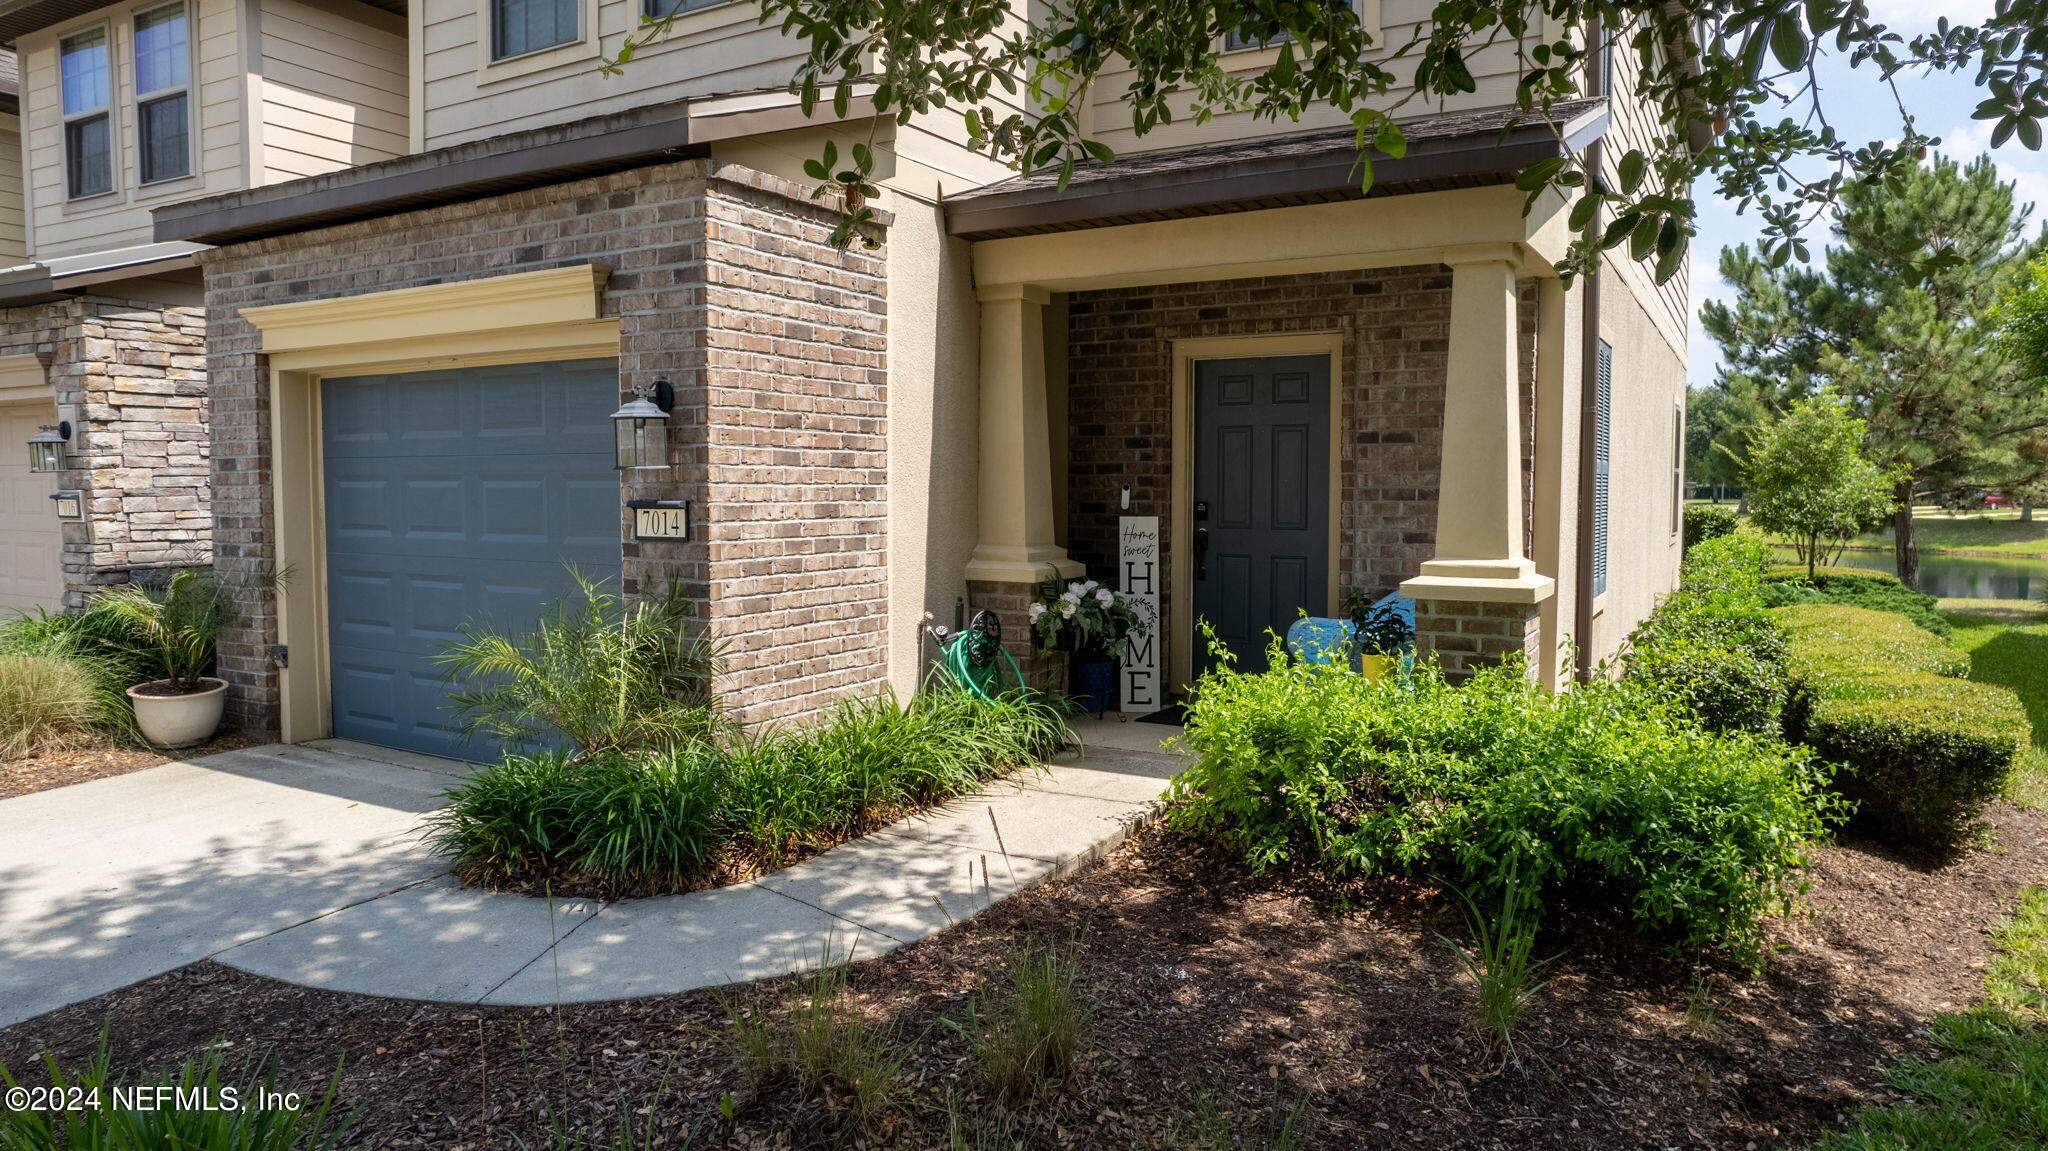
1685 0 2048 388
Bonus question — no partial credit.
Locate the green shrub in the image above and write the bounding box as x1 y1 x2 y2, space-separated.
1762 568 1950 637
1168 652 1832 955
1623 534 1791 734
1778 604 2029 853
1766 564 1901 587
438 571 727 758
426 682 1069 892
0 653 115 759
1682 503 1741 551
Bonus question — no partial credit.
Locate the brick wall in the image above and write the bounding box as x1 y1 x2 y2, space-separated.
1414 599 1545 680
200 159 886 736
0 294 211 608
1064 268 1537 670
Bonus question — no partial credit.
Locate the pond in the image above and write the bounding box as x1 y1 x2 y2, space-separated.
1770 546 2046 601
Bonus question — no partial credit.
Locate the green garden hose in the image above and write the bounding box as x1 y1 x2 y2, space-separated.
939 612 1025 700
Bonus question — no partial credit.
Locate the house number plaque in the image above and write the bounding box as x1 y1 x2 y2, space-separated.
628 499 691 541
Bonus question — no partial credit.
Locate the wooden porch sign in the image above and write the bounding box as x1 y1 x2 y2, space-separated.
1119 516 1161 712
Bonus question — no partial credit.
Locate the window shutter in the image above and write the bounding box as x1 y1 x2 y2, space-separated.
1592 341 1612 599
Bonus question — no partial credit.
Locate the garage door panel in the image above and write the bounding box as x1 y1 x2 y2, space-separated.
323 360 620 760
0 401 64 616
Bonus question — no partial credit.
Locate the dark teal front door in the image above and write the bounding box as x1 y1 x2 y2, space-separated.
1191 355 1331 674
321 359 622 760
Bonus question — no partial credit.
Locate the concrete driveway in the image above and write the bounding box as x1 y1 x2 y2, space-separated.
0 740 467 1028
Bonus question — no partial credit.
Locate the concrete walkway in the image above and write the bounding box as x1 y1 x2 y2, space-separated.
0 719 1180 1024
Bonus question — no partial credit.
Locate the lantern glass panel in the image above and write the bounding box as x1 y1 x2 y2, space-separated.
633 418 666 468
28 439 63 473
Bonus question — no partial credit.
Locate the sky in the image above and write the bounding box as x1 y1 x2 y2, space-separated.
1684 0 2048 389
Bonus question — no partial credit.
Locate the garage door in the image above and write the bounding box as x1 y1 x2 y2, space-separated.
322 359 622 760
0 401 64 617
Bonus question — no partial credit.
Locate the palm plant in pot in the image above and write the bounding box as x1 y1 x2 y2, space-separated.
1029 570 1148 715
97 568 234 748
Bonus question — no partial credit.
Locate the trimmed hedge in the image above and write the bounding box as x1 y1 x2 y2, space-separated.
1623 534 1790 735
1762 567 1949 637
1766 564 1901 586
1683 504 1741 551
1777 604 2028 853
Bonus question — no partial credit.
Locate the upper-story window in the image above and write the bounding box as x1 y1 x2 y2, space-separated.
134 2 192 184
492 0 579 59
60 26 112 199
1224 0 1359 52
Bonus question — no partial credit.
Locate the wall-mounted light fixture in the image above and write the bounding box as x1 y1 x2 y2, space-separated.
26 421 70 474
610 379 674 470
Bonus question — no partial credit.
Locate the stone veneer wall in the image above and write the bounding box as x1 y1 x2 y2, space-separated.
1063 268 1537 679
0 295 211 608
201 159 886 736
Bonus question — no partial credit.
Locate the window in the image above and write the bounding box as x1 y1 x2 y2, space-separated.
134 2 192 183
1225 0 1356 52
1671 405 1684 535
1592 340 1612 598
492 0 579 59
645 0 728 15
60 27 112 198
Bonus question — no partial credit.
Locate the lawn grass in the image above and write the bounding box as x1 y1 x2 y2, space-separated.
1814 885 2048 1149
1943 600 2048 812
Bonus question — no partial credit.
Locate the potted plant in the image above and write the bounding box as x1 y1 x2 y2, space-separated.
99 568 234 748
1344 589 1414 681
1028 570 1148 714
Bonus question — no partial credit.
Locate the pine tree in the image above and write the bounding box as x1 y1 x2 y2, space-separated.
1701 155 2048 587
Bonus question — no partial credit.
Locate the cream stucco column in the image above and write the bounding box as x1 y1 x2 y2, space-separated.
1400 245 1555 605
965 283 1082 583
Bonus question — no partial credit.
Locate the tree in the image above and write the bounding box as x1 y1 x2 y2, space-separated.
1685 386 1742 498
1994 256 2048 521
1700 155 2048 587
607 0 2048 280
1741 394 1900 579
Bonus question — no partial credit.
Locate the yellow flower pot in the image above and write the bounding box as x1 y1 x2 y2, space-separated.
1359 653 1395 681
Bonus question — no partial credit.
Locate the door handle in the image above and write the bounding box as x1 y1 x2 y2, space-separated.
1194 527 1209 579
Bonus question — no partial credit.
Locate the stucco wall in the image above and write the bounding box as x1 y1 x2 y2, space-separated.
1586 261 1685 665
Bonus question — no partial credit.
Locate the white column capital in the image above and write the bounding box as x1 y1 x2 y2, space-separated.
1439 242 1528 271
975 282 1053 306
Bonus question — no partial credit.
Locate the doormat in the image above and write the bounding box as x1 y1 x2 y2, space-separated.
1138 700 1187 726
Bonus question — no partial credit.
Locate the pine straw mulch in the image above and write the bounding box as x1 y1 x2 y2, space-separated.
2 804 2045 1150
0 731 258 801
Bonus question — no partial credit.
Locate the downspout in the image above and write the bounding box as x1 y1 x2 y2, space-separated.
1573 23 1605 684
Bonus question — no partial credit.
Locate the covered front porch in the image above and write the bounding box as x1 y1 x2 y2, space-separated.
947 131 1597 695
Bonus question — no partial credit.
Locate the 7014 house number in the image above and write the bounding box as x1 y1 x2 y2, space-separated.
632 503 690 540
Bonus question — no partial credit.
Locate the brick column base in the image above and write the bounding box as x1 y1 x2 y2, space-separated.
965 579 1067 697
1413 599 1543 681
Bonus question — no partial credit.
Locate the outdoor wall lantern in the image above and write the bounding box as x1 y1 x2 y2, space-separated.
26 421 70 474
611 379 674 469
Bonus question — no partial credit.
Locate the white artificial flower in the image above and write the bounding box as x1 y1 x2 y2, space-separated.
1060 601 1076 618
1028 602 1047 621
1095 588 1114 607
1079 579 1099 593
1060 589 1082 604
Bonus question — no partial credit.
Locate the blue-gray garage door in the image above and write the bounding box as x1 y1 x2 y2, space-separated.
321 359 621 760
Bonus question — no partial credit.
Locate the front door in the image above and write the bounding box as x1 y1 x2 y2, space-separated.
1191 355 1331 674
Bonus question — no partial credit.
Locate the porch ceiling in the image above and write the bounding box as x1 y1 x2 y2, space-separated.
944 99 1608 241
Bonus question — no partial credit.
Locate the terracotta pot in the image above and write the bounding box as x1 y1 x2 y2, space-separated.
126 677 227 749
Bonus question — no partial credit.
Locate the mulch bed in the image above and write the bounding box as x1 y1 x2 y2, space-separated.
3 804 2045 1150
0 732 258 801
